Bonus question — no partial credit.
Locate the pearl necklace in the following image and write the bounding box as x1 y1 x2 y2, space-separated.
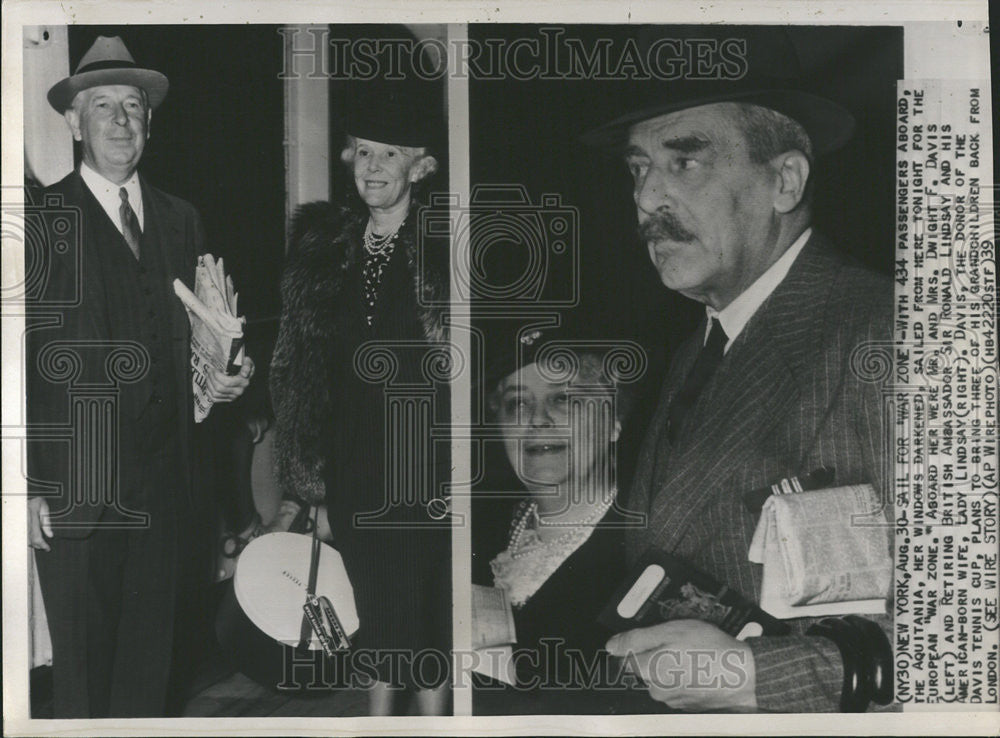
507 492 615 559
363 218 402 255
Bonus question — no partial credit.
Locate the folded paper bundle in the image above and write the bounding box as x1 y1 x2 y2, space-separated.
173 254 246 422
748 484 892 619
470 584 518 685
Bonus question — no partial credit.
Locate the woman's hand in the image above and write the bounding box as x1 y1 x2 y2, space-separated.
262 498 302 534
262 500 334 543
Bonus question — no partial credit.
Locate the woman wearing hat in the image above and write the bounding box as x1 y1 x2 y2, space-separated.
474 328 656 714
269 83 450 715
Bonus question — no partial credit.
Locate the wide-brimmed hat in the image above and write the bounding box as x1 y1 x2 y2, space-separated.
580 26 855 156
47 36 169 113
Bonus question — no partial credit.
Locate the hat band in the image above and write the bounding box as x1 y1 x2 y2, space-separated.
75 59 140 75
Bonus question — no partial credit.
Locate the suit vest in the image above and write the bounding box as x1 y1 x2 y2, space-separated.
80 187 178 440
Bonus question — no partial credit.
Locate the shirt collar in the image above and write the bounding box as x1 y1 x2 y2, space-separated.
705 227 812 351
79 162 143 228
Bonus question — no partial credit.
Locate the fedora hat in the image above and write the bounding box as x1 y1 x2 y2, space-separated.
47 36 169 113
580 26 855 156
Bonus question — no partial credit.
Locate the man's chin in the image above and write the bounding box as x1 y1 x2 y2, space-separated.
654 263 702 295
100 151 141 167
647 245 680 277
645 243 700 286
657 272 701 295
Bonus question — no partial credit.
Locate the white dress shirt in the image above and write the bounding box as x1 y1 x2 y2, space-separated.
705 227 812 352
79 162 145 233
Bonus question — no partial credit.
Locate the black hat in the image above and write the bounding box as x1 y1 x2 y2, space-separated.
480 320 647 392
342 79 442 149
481 324 561 391
580 26 854 156
48 36 168 113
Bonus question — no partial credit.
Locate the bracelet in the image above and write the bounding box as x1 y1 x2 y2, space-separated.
845 615 894 706
806 617 869 712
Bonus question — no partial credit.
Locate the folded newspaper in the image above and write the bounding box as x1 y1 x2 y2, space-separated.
173 254 245 422
748 484 892 618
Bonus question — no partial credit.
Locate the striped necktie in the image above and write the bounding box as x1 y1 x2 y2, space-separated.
119 187 141 259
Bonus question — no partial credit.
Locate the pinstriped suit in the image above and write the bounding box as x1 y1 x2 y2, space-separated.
28 170 202 532
626 232 893 712
28 169 205 717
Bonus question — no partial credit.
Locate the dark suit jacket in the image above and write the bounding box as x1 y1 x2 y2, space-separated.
27 169 204 536
627 233 893 712
475 504 669 714
512 510 625 684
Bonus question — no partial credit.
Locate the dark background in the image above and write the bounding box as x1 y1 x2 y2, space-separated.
67 25 287 336
324 24 450 210
65 24 455 416
58 22 907 599
468 25 904 582
470 24 903 346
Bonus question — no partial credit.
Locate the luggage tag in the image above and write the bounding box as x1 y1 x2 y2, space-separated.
303 594 351 657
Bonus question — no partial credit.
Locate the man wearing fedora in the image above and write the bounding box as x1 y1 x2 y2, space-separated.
584 28 894 712
27 36 253 717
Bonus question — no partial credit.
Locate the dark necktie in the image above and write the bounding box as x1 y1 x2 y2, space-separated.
119 187 141 259
667 317 728 445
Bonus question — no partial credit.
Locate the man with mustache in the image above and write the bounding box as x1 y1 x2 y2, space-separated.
27 36 252 717
582 28 893 713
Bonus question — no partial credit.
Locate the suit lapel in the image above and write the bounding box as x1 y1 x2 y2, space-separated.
625 339 686 548
634 333 699 508
140 177 191 359
647 319 798 555
140 178 195 477
643 235 839 555
141 175 190 281
66 171 113 340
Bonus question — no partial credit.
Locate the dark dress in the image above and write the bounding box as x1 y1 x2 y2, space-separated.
474 502 668 714
323 223 451 688
271 202 451 691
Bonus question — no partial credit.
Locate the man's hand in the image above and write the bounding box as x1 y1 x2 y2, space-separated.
206 356 254 404
606 619 758 712
28 497 53 551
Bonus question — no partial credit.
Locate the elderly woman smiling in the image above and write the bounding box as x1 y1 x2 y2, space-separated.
490 346 624 606
270 82 450 716
475 327 651 714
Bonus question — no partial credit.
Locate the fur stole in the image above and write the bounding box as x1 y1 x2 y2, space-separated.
270 200 448 504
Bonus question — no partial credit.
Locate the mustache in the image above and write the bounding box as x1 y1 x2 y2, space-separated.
638 210 696 243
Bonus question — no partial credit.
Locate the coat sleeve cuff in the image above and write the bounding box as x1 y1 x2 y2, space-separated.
748 634 843 712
